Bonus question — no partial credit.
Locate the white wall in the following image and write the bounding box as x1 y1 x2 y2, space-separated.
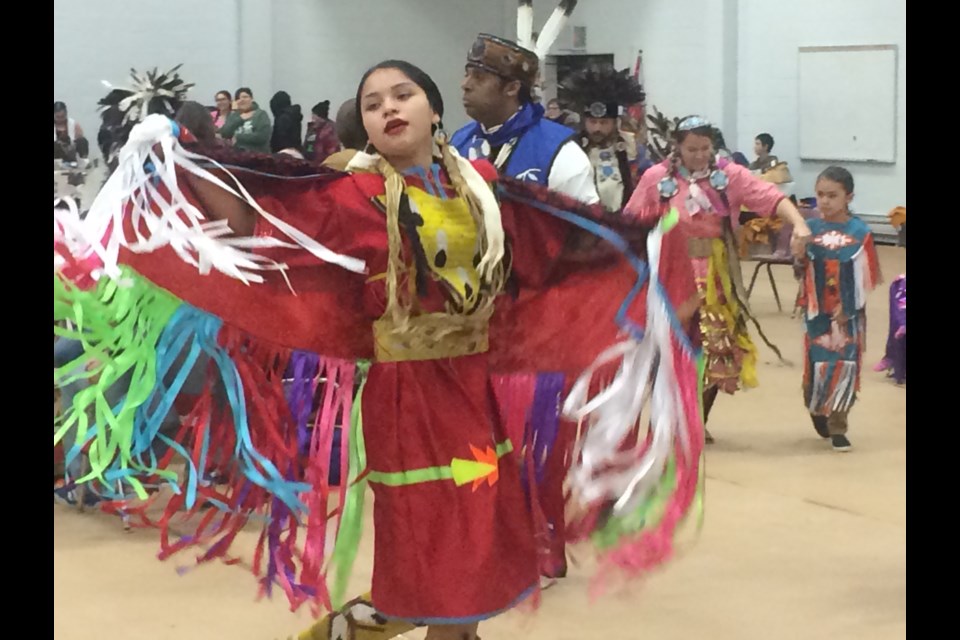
53 0 239 142
239 0 274 102
54 0 904 214
270 0 510 132
538 0 906 215
737 0 906 214
533 0 736 135
53 0 511 140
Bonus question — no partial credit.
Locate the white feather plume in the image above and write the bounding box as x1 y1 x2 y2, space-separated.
535 0 578 59
517 1 535 50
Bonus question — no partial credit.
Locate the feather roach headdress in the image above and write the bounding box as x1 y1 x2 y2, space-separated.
561 63 646 119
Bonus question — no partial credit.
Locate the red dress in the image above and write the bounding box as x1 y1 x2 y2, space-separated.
65 144 699 622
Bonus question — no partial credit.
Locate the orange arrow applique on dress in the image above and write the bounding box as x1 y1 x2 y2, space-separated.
450 444 499 491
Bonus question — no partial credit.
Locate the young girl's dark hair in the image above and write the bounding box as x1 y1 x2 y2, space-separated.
234 87 254 100
816 166 854 194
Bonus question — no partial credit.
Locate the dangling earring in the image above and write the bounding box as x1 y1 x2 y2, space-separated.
433 125 448 161
434 126 448 148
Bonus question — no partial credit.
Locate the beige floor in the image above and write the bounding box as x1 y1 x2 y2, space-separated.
54 247 907 640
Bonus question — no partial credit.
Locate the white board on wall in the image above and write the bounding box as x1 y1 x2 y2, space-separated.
798 45 898 163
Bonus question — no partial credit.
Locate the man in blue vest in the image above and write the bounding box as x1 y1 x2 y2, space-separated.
453 33 597 589
452 33 599 205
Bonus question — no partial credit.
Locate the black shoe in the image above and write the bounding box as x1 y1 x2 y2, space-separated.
831 434 852 452
812 416 830 439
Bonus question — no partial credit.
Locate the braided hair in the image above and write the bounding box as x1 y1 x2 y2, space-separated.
354 60 507 325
